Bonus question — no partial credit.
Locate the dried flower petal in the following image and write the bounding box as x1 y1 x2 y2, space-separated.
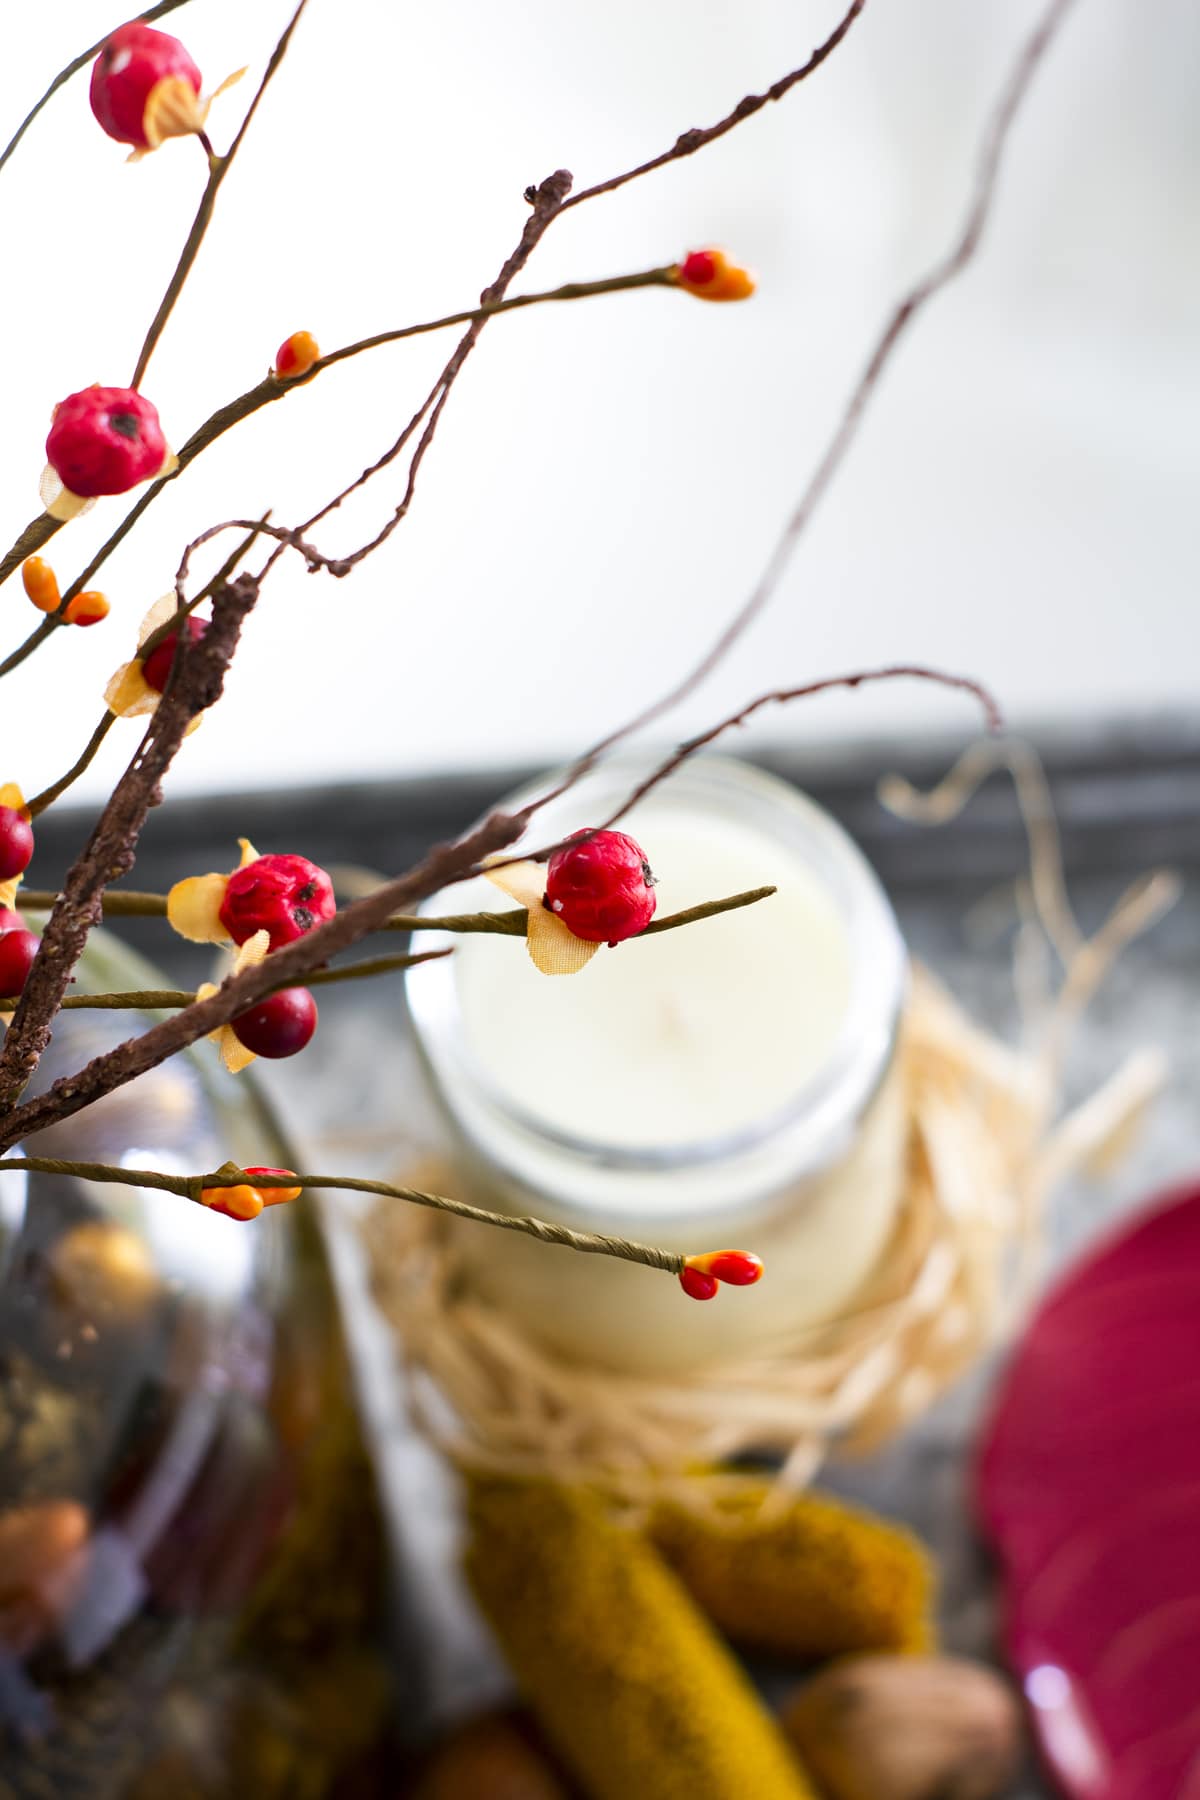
166 841 258 945
195 929 270 1073
484 857 600 976
167 874 231 944
105 597 205 726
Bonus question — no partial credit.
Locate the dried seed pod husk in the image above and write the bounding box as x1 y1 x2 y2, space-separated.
465 1476 816 1799
781 1655 1023 1800
648 1483 934 1660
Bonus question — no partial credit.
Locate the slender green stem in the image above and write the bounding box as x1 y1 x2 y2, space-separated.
0 946 451 1012
26 715 115 818
314 268 676 375
0 0 198 178
15 884 776 939
0 1156 686 1273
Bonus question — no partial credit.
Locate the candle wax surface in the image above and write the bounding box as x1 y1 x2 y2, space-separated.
454 813 853 1152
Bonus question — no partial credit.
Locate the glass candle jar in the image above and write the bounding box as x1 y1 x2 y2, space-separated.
404 756 907 1376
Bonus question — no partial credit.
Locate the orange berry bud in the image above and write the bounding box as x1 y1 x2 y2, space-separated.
244 1166 303 1206
274 331 320 380
22 557 61 613
63 591 110 628
679 1248 764 1300
673 249 756 302
199 1166 301 1221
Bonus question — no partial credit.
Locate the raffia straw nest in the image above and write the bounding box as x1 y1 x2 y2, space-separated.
362 743 1178 1502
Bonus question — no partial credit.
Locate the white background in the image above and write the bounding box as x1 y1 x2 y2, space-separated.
1 0 1196 806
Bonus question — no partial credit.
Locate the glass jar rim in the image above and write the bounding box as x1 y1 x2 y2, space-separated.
403 755 906 1214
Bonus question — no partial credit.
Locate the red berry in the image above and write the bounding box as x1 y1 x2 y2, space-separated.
231 988 318 1059
543 830 657 945
46 387 167 499
0 927 40 998
679 250 718 287
89 22 202 150
701 1250 764 1287
679 1265 719 1301
0 807 34 881
679 1248 765 1300
0 909 23 934
219 854 336 951
141 616 208 694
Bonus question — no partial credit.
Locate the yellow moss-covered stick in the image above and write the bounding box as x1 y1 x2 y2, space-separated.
648 1482 934 1659
465 1477 816 1800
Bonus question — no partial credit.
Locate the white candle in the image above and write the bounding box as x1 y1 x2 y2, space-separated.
405 756 907 1375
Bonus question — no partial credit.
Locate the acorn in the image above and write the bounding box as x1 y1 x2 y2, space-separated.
781 1655 1023 1800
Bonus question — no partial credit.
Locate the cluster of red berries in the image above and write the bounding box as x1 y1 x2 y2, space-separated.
225 853 335 1060
0 805 38 999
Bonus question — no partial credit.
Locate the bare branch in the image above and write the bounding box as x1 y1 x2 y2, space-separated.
131 0 312 388
535 0 1076 814
562 0 867 211
0 574 263 1110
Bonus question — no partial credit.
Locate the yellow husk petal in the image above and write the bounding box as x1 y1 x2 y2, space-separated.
106 598 205 733
104 661 157 718
211 67 248 102
194 931 270 1075
0 878 21 912
484 857 600 977
167 873 231 944
136 594 180 647
0 783 26 814
217 1029 258 1075
236 838 259 869
38 466 96 523
142 75 209 150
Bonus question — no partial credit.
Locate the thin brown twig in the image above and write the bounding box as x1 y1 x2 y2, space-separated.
561 0 868 211
26 715 115 818
0 266 674 650
597 668 1000 828
0 1157 685 1274
0 0 197 177
270 168 576 577
130 0 312 389
531 0 1075 819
